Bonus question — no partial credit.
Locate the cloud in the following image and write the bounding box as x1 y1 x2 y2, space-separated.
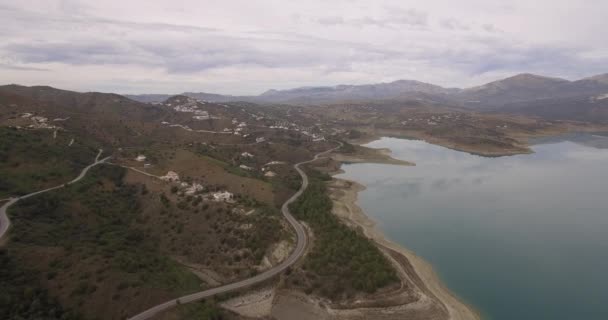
1 27 400 75
439 18 470 31
317 16 345 26
5 42 133 66
316 7 428 28
0 0 607 94
0 63 49 71
387 7 428 27
482 23 498 33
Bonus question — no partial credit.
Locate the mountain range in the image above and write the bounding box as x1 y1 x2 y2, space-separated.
125 73 608 122
126 73 607 105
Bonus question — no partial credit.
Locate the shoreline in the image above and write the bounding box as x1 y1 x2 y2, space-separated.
328 148 480 320
350 122 608 158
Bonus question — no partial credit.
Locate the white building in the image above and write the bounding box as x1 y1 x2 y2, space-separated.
265 161 286 166
160 171 180 182
31 116 48 123
213 191 233 202
135 155 147 162
184 183 204 195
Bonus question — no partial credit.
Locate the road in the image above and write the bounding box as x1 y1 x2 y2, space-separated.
128 142 342 320
0 149 111 242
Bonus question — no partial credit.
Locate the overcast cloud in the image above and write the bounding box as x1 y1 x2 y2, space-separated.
1 0 607 94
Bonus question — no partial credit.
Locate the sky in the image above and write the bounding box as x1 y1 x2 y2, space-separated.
1 0 607 95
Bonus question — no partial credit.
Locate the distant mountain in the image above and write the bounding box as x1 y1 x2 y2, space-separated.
118 72 608 122
452 73 608 123
458 74 570 107
584 73 608 84
265 73 608 122
458 73 608 108
126 73 608 106
126 79 459 105
255 80 460 105
124 93 173 103
182 91 250 103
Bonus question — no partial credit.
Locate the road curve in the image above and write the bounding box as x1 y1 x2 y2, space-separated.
0 149 110 242
128 142 343 320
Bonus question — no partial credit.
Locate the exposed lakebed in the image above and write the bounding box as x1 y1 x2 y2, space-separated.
337 135 608 320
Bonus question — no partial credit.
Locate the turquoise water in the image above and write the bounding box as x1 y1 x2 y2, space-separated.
337 136 608 320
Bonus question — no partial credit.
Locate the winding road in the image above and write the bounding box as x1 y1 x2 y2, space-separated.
128 142 342 320
0 149 110 242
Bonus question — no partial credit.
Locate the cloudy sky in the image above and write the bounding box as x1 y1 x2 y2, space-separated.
1 0 607 94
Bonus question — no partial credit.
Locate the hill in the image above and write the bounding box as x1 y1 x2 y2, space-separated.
457 73 570 107
254 80 459 105
1 84 415 319
126 80 458 105
123 73 608 122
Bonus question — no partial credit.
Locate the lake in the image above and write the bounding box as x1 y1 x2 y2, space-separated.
337 135 608 320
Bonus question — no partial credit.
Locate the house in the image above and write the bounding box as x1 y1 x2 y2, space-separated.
31 116 48 123
213 191 233 202
264 161 285 166
160 171 180 182
184 183 204 195
135 155 147 162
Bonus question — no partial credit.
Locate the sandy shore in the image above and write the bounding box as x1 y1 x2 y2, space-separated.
328 173 480 320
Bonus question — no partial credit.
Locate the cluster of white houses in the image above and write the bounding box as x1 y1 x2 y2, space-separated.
155 170 234 202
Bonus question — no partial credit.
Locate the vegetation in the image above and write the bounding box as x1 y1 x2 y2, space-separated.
136 171 287 281
0 249 81 320
191 147 261 179
168 300 225 320
0 127 97 197
289 171 398 299
7 165 201 319
339 141 356 154
347 129 363 139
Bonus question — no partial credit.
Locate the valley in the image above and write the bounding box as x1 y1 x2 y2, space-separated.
0 80 607 320
3 1 608 318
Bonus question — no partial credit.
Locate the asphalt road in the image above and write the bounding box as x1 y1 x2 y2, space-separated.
0 149 110 242
128 142 342 320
